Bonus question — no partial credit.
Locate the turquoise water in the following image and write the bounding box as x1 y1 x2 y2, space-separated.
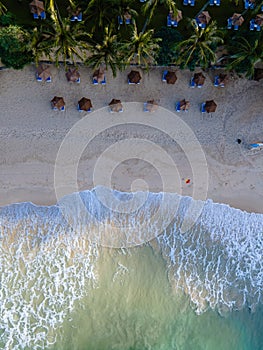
0 187 263 349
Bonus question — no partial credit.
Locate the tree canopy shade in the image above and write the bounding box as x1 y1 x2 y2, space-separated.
154 26 182 66
173 19 224 70
227 35 263 78
0 25 32 69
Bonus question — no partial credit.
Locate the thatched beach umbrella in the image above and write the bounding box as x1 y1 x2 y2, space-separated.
29 0 44 16
128 70 142 84
146 100 158 112
65 68 80 82
255 14 263 27
36 64 51 81
78 98 92 111
180 99 190 111
218 73 227 86
205 100 217 113
165 71 177 84
109 99 123 112
231 13 244 27
170 10 182 23
193 72 206 86
124 11 132 20
197 11 211 25
67 6 81 17
93 68 105 83
51 96 65 110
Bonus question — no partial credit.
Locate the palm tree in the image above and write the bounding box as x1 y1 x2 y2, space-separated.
123 23 161 69
85 25 124 77
142 0 177 24
43 0 91 66
173 19 224 70
84 0 113 33
0 1 7 16
227 36 263 78
113 0 138 23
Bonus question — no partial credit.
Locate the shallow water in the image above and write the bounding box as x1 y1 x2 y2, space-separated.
0 187 263 349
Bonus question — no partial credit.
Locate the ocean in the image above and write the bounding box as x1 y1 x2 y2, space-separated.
0 187 262 349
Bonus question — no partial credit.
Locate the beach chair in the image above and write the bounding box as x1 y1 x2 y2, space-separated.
70 16 76 21
250 19 255 30
248 142 263 150
214 76 219 87
101 76 106 85
77 12 82 21
172 20 178 27
201 103 206 113
40 11 46 19
125 18 131 24
200 23 206 29
167 14 172 26
227 18 232 29
256 24 261 31
76 77 80 83
234 24 239 30
162 70 168 82
183 0 188 5
36 74 42 82
60 106 65 111
46 76 51 83
190 77 195 88
33 13 39 19
77 104 92 113
176 102 181 112
143 102 150 112
92 78 99 85
190 0 195 6
118 16 123 25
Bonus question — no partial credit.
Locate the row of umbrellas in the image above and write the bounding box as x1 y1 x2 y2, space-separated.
51 97 218 113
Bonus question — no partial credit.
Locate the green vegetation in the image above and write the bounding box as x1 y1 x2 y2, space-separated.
0 0 262 78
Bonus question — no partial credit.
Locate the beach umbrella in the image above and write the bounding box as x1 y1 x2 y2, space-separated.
93 68 105 83
51 96 65 110
255 14 263 26
128 70 142 84
78 98 92 111
218 73 227 86
205 100 217 113
29 0 44 16
180 99 190 111
231 13 244 27
193 72 206 86
36 64 51 81
123 11 132 20
146 100 158 112
254 69 263 81
197 11 211 25
67 6 81 17
109 99 123 112
170 10 182 23
165 71 177 84
65 68 80 82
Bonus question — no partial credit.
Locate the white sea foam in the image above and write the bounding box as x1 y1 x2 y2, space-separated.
0 187 263 348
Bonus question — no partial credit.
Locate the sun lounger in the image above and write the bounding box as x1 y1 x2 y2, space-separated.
143 102 150 112
171 20 178 27
77 12 82 21
76 77 80 83
125 18 131 24
40 11 46 19
176 102 181 112
46 76 51 83
234 24 239 30
248 142 263 150
128 79 140 85
118 16 123 25
183 0 188 5
227 18 232 29
201 103 206 113
77 104 92 112
214 76 219 87
162 70 168 82
93 77 99 85
210 0 220 5
190 77 195 88
256 25 261 31
33 13 39 19
167 15 172 26
60 106 65 111
36 75 42 82
190 0 195 6
200 23 206 29
250 19 255 30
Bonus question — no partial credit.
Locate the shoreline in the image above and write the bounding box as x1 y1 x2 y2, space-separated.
0 65 263 214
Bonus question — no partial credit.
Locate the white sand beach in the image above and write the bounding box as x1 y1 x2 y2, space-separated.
0 64 263 213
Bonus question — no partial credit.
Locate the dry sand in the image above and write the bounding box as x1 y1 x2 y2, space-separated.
0 64 263 213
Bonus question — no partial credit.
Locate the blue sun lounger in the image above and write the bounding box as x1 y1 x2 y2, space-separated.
201 103 206 113
143 103 150 112
118 16 123 25
234 24 239 30
190 77 195 88
162 70 168 82
214 76 219 87
176 102 181 112
210 0 220 5
33 13 39 19
78 104 92 113
93 76 106 85
227 18 232 29
40 11 46 19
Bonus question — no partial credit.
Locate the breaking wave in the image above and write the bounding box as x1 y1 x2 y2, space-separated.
0 186 263 348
